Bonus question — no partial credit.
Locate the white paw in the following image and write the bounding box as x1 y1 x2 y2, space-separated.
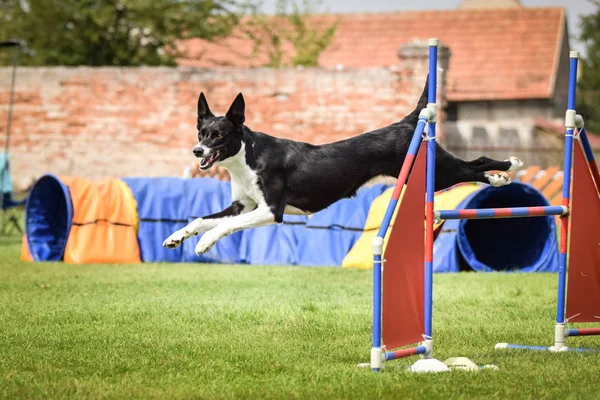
486 172 512 187
194 231 219 255
163 230 188 249
506 157 524 171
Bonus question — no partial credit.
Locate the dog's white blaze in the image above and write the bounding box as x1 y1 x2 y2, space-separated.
217 142 266 207
193 144 211 158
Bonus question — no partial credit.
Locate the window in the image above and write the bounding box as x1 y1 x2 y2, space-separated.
446 102 458 122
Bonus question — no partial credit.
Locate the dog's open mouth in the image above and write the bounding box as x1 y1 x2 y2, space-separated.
199 150 220 170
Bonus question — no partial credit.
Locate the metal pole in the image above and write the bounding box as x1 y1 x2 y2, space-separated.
0 42 19 231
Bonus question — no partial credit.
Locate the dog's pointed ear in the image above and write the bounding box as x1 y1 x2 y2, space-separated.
197 92 214 124
226 93 245 127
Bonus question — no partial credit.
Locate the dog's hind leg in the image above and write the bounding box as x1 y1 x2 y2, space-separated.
436 169 513 190
458 156 524 187
465 156 523 173
162 201 248 249
434 147 524 191
194 205 276 254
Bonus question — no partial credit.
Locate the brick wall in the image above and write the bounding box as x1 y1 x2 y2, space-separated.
0 48 437 187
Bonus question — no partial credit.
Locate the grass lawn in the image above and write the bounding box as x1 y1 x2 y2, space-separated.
1 237 599 399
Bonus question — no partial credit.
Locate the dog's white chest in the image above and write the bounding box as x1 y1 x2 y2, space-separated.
217 143 266 206
230 169 265 205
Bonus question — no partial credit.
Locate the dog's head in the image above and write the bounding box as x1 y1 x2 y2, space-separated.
193 92 245 170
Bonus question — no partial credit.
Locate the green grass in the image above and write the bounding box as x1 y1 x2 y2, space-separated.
1 237 599 399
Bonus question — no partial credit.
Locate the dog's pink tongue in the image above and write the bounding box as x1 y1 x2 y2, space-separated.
201 153 215 168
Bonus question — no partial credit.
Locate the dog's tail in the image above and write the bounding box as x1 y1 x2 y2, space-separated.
400 74 430 126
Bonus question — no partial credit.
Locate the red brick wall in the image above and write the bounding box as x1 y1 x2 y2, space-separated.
0 62 434 187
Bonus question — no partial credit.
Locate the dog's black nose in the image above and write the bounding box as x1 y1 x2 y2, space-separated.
193 147 203 157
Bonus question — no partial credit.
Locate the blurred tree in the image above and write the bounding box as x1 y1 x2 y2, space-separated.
242 0 337 67
578 0 600 133
0 0 246 66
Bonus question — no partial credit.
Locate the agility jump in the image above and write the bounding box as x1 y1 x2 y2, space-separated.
369 39 600 372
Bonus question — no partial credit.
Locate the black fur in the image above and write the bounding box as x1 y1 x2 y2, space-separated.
194 78 515 223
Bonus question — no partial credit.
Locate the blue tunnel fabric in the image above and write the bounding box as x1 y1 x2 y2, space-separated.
25 174 73 261
295 184 390 267
238 214 308 266
433 182 558 273
122 177 187 263
239 185 390 266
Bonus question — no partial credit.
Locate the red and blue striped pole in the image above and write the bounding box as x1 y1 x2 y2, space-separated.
423 39 438 356
384 345 428 361
434 205 568 220
567 328 600 336
376 117 428 240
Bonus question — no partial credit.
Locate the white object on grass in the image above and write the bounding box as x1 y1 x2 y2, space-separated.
444 357 479 371
408 358 449 373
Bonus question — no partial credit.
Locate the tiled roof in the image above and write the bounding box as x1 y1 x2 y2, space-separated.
177 7 566 102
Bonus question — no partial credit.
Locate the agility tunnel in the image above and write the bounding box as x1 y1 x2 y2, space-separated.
433 182 559 273
24 174 141 263
24 175 73 261
22 175 243 264
343 180 558 273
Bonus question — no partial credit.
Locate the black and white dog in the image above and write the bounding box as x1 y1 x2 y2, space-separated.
163 78 522 255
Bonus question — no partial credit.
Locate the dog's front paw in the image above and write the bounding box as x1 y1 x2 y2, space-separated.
194 242 214 255
485 172 512 187
163 230 188 249
506 157 524 171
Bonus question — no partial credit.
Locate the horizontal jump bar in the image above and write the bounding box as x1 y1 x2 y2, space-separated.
384 345 427 361
434 206 568 220
568 328 600 336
